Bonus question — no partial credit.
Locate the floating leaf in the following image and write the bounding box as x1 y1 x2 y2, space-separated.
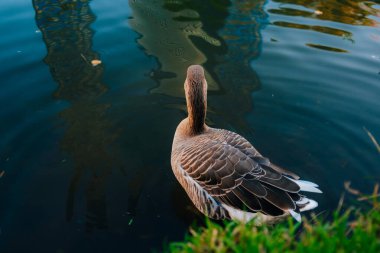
91 59 102 66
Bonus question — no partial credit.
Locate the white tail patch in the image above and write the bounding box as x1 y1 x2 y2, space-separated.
296 198 309 205
289 210 301 222
287 177 323 193
300 199 318 212
222 204 258 223
296 179 319 188
222 204 287 225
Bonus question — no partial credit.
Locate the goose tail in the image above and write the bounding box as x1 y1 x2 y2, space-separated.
288 198 318 223
287 177 322 222
287 177 323 194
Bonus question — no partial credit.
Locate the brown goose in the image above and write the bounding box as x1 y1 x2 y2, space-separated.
171 65 322 224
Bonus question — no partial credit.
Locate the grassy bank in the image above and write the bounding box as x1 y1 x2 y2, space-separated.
165 185 380 253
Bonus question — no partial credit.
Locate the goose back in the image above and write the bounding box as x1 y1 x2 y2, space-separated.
171 121 320 222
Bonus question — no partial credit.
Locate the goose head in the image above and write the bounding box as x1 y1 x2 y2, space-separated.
184 65 208 135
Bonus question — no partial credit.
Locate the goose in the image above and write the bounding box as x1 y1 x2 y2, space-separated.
171 65 322 224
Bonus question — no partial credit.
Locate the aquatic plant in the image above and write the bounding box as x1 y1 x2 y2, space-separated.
165 185 380 253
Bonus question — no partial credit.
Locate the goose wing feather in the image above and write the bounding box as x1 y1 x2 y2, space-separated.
213 129 300 179
178 131 301 215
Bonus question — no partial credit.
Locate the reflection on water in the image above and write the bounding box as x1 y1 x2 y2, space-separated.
269 0 380 52
271 0 379 26
306 43 348 53
128 0 222 97
210 0 267 133
250 0 380 219
33 0 117 231
129 0 267 135
272 21 353 40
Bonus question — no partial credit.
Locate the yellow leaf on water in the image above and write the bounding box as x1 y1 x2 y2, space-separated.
314 10 323 15
91 59 102 66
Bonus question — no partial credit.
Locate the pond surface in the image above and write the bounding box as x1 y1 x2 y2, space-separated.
0 0 379 252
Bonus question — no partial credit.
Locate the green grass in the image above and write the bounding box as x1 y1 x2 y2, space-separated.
165 186 380 253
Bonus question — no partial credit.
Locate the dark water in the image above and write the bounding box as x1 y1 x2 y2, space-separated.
0 0 379 252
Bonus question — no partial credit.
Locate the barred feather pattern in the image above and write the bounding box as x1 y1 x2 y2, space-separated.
172 161 229 220
171 125 321 222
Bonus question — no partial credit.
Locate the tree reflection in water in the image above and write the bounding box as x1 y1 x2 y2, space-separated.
129 0 267 135
33 0 119 232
